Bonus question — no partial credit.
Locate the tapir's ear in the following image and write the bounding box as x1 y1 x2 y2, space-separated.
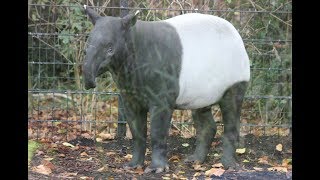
121 10 140 30
83 5 101 25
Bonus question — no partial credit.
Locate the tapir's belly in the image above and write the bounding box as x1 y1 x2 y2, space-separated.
165 13 250 109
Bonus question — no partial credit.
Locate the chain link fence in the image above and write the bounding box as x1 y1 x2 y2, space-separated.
28 0 292 142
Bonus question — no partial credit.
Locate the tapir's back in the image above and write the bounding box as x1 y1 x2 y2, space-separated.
164 13 250 109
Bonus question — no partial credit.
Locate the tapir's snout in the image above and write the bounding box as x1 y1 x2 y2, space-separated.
84 79 96 89
82 59 97 90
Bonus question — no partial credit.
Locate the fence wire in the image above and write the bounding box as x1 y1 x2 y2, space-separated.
28 0 292 142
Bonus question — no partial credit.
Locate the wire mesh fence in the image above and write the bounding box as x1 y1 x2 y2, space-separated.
28 0 292 142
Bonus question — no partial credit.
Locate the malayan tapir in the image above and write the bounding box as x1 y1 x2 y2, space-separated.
82 5 250 173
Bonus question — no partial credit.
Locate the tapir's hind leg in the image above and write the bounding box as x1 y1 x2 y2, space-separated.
219 81 248 169
185 106 216 163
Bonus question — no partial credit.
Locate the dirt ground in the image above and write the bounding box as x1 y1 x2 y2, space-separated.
28 134 292 179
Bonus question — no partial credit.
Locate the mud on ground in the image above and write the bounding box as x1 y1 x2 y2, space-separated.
28 134 292 179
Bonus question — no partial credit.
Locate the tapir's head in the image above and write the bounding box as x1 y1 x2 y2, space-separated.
82 5 139 89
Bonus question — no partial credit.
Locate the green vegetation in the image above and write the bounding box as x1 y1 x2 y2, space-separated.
28 140 40 165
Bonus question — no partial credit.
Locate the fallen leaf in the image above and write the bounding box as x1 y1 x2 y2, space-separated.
124 154 132 160
50 143 58 148
205 167 225 177
62 142 75 148
211 141 221 147
276 144 283 151
134 166 144 175
236 148 246 154
58 172 78 177
182 143 189 147
96 138 103 142
258 156 269 165
286 149 292 154
98 132 115 140
81 133 92 139
282 158 292 166
126 126 133 139
40 138 50 143
242 159 249 163
71 146 80 151
178 170 185 174
97 166 106 172
172 173 179 179
41 160 55 170
253 167 263 171
44 157 54 161
169 155 180 162
145 148 151 155
162 177 170 180
267 166 287 172
193 164 206 171
36 150 44 156
32 164 52 175
193 172 202 177
80 152 89 157
182 133 193 139
96 146 104 153
58 154 65 157
213 153 220 157
106 151 116 156
212 163 224 168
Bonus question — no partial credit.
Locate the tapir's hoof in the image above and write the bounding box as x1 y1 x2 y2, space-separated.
221 158 240 170
184 155 205 164
224 163 242 172
144 164 169 173
123 163 143 170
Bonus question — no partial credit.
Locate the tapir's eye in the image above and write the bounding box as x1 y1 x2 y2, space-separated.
106 44 114 55
107 47 113 54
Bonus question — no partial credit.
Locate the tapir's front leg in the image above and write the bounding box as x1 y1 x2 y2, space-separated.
144 106 173 173
123 101 148 169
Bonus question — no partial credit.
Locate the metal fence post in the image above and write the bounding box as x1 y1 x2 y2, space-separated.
117 94 126 139
116 0 129 141
120 0 129 18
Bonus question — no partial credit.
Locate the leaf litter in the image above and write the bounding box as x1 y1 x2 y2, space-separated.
28 134 291 179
